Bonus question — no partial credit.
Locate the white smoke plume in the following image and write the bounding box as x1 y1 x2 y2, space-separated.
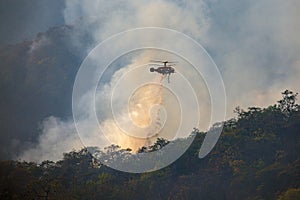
20 117 83 162
20 0 300 162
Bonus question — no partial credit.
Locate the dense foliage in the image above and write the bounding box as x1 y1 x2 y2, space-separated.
0 91 299 200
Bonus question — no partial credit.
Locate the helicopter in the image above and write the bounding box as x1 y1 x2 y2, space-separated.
149 60 177 83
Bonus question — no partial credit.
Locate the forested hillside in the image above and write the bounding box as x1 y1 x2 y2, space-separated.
0 90 299 200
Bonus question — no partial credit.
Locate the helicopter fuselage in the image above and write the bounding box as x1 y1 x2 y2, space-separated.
150 66 175 75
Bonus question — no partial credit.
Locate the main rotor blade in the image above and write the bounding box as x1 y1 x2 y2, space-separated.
149 60 164 63
149 60 178 63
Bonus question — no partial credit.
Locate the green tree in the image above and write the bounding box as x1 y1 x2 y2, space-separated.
277 90 299 117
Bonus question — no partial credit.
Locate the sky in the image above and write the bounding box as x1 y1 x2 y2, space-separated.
1 0 300 162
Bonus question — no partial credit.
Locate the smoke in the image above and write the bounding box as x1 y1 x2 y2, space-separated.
62 0 300 114
75 48 208 153
63 0 208 42
19 49 210 162
29 35 51 53
201 0 300 113
20 117 83 162
20 0 300 162
0 0 65 45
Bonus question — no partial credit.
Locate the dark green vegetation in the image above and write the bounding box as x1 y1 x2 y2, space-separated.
0 90 299 200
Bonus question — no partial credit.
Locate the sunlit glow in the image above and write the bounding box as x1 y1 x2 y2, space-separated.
100 75 171 152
